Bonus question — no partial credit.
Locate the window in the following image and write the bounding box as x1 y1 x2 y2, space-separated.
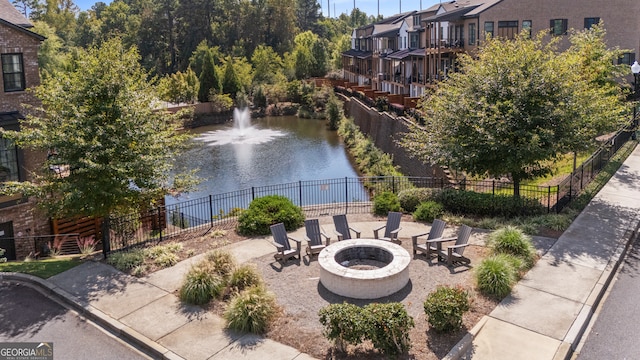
410 33 419 49
550 19 568 36
413 15 421 27
0 137 19 182
497 20 518 39
1 54 25 92
469 23 476 45
584 17 600 29
484 21 494 39
522 20 532 38
619 53 636 65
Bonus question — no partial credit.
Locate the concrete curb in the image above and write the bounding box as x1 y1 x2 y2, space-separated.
0 272 184 360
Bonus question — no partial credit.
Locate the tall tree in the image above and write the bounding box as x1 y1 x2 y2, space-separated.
0 38 193 219
251 45 284 84
296 0 321 33
221 57 241 97
401 31 627 195
198 50 221 102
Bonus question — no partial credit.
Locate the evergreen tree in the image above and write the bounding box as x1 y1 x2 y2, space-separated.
222 57 241 98
198 50 221 102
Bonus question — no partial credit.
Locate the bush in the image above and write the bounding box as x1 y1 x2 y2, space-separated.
318 303 366 352
224 285 278 334
475 254 518 298
179 263 226 305
364 303 415 356
398 188 439 212
413 201 444 222
204 250 237 278
228 264 263 294
488 226 536 269
373 191 401 216
237 195 305 236
107 249 145 272
423 286 470 332
435 189 547 218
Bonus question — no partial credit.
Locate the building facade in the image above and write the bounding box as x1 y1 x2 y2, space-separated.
342 0 640 102
0 0 48 260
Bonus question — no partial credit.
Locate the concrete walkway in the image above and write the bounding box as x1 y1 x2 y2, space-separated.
462 145 640 360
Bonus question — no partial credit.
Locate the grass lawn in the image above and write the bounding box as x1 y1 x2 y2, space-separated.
0 256 84 279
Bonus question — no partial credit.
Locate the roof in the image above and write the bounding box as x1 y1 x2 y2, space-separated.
0 0 32 28
342 49 372 59
425 4 480 22
463 0 503 16
387 49 412 60
408 48 426 57
0 18 45 41
373 23 402 37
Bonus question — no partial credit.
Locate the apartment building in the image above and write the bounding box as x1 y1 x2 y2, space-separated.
342 0 640 101
0 0 47 260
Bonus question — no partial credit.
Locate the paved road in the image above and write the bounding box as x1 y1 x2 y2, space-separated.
0 282 151 360
576 237 640 360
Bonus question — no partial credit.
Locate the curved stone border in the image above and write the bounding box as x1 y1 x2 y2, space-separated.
318 239 411 299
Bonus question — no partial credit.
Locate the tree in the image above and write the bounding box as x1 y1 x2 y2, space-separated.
221 57 241 98
198 49 221 102
0 38 194 219
31 21 69 77
401 31 628 195
158 68 199 104
251 45 284 84
296 0 321 33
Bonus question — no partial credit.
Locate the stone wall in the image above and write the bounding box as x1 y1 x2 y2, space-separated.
341 95 447 179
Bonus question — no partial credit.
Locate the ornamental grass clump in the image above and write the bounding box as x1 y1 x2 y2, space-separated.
224 285 278 334
107 249 145 272
475 254 519 298
488 226 537 270
205 250 237 278
423 286 470 332
179 263 226 305
227 264 263 295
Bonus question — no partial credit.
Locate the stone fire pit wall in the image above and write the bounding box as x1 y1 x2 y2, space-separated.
318 239 411 299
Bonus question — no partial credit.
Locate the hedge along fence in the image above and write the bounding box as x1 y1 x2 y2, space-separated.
103 176 563 257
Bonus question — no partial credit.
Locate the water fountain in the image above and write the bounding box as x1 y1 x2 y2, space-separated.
195 108 285 146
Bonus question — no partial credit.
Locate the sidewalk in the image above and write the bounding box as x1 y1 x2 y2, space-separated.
461 145 640 359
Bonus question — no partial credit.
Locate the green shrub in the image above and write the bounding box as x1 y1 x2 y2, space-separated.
373 191 401 216
318 303 366 352
488 226 536 269
475 254 518 298
228 264 263 294
155 252 180 268
224 285 278 334
398 188 439 212
237 195 305 236
205 250 237 278
423 286 470 332
364 302 415 356
413 201 444 222
107 249 145 272
435 189 546 218
179 264 226 305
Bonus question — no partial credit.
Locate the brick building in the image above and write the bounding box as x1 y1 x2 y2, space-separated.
0 0 48 260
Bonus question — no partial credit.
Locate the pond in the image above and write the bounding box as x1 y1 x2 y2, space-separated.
167 112 367 213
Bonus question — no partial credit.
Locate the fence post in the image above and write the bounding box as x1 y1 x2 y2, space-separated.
492 180 495 196
102 217 110 259
209 195 214 227
392 176 396 193
556 185 561 213
547 186 551 213
157 207 163 243
299 181 303 206
345 177 348 214
569 174 573 201
251 187 255 201
580 165 584 190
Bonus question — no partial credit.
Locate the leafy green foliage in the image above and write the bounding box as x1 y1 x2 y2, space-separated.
325 92 343 130
488 226 537 270
402 29 628 193
157 68 200 104
413 201 444 222
475 254 519 298
398 188 439 213
364 303 415 356
318 302 414 355
423 286 471 332
107 249 145 272
222 57 241 98
435 189 546 218
0 38 193 219
224 285 278 334
318 303 366 352
198 49 221 102
373 191 401 216
237 195 305 236
179 263 226 305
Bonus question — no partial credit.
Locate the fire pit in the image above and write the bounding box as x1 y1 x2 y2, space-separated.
318 239 411 299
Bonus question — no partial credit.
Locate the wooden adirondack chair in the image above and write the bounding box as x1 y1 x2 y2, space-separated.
270 223 301 263
412 219 447 257
433 225 473 267
373 211 402 244
332 214 361 241
304 219 331 258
